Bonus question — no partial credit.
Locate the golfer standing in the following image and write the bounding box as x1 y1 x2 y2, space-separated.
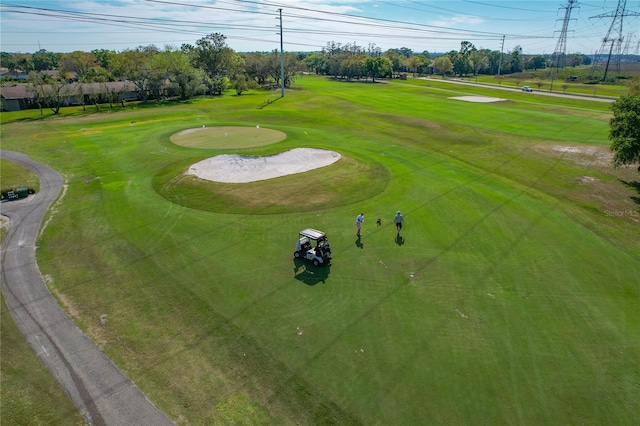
356 212 364 237
394 211 404 234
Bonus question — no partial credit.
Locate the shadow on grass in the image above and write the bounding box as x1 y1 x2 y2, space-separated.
395 233 405 246
619 179 640 204
293 258 331 286
258 95 283 109
355 236 363 249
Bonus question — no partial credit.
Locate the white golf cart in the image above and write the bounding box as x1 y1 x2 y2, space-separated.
294 228 332 266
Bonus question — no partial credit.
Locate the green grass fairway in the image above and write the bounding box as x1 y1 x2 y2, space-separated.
1 159 40 193
1 76 638 425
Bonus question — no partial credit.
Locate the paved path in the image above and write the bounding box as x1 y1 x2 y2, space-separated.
1 150 173 426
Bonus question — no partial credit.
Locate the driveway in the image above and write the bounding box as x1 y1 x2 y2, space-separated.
1 150 173 425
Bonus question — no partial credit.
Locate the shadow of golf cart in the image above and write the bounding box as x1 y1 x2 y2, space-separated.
293 258 331 286
293 228 332 266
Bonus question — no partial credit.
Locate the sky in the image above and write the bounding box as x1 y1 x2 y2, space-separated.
1 0 639 55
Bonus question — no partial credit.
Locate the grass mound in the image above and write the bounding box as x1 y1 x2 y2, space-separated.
153 155 389 214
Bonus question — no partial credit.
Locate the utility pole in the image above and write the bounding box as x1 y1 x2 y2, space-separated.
550 0 578 92
590 0 639 81
278 8 285 98
496 35 505 83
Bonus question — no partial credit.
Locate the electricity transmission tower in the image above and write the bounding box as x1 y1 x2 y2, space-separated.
622 31 634 55
590 0 640 81
551 0 578 69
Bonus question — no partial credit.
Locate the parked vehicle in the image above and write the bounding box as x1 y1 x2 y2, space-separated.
294 229 332 266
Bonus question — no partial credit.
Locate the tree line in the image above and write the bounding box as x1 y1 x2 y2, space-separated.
1 33 304 112
302 40 591 80
1 35 594 113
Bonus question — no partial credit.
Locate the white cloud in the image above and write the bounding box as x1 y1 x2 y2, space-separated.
431 14 485 28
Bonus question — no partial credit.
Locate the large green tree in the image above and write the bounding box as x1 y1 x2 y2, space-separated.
243 52 271 84
111 47 156 101
469 50 489 77
32 49 61 71
340 53 366 80
150 48 204 100
265 51 300 87
15 54 34 73
609 93 640 168
302 52 328 75
0 52 17 75
190 33 233 79
432 56 453 77
405 54 430 76
60 51 97 81
526 55 546 70
383 50 405 74
509 45 523 73
365 56 392 82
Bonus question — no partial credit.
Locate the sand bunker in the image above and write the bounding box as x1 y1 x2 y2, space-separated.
187 148 341 183
450 96 506 103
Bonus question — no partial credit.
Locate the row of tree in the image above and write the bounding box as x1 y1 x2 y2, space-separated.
1 36 596 111
304 40 591 80
3 33 303 107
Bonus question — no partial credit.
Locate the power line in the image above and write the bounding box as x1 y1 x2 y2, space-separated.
0 1 610 53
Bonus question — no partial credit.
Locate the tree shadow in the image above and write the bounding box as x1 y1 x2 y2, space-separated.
355 236 364 249
293 258 331 286
619 179 640 204
395 234 405 246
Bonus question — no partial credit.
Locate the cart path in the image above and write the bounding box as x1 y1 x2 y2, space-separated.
1 150 173 426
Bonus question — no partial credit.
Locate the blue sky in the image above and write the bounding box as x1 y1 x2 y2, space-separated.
1 1 639 55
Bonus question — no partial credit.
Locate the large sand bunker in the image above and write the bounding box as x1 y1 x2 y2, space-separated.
187 148 342 183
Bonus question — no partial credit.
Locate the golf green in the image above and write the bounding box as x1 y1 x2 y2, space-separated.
170 125 286 149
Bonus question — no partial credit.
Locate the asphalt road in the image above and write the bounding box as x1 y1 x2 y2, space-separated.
418 76 617 103
1 150 173 426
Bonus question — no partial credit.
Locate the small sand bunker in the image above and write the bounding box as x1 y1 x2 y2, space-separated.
450 96 506 103
547 145 613 166
187 148 341 183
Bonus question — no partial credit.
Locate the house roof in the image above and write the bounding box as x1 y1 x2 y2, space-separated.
0 84 30 99
0 81 137 100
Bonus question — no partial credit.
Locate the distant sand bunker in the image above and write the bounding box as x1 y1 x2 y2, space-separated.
450 96 506 103
187 148 341 183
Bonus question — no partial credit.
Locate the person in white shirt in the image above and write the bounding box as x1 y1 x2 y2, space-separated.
356 212 364 237
394 211 404 234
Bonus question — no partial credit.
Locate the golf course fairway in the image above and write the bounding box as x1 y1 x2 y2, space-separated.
1 75 638 425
